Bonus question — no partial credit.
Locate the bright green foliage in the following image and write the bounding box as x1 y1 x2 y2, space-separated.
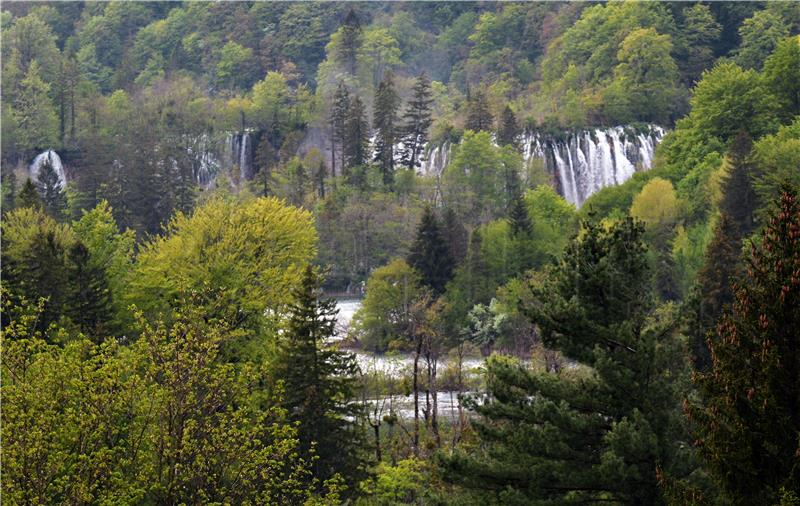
272 265 365 491
444 217 690 504
752 119 800 212
736 9 790 70
10 60 58 152
353 258 424 352
630 177 680 230
358 27 402 88
689 189 800 504
1 319 146 503
442 130 505 225
762 36 800 121
215 40 255 90
688 62 778 144
2 207 75 333
358 458 428 505
408 207 455 295
605 27 679 124
129 197 316 335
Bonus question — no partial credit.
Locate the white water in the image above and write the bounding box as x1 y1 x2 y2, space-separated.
421 125 666 207
29 150 66 188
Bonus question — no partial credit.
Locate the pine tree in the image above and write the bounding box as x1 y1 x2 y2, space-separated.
338 10 362 75
36 158 66 220
720 130 758 238
444 217 688 504
343 95 369 174
688 213 741 371
465 90 493 133
688 189 800 504
408 207 454 295
65 240 114 340
401 73 433 170
330 82 350 178
273 265 365 490
17 178 42 210
373 72 401 187
496 105 520 150
1 171 16 214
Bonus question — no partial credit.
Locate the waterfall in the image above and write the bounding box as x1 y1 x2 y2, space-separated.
29 150 67 188
419 125 665 207
225 132 254 181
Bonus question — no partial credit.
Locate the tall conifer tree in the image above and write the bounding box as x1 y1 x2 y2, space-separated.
408 207 454 295
338 9 363 76
720 130 758 238
272 265 365 490
35 159 66 220
497 105 520 150
343 95 369 174
401 73 433 170
373 72 400 187
465 90 493 133
330 82 350 177
445 217 688 504
688 189 800 504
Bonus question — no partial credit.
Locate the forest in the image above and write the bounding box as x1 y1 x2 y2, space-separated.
1 1 799 504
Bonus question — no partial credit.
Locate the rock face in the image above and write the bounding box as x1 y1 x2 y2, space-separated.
420 125 666 207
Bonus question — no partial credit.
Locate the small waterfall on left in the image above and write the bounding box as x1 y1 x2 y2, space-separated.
29 150 67 187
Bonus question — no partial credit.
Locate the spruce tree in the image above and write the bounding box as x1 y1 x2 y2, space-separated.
373 72 401 187
36 159 66 220
401 73 434 170
338 9 363 76
720 130 758 238
465 90 493 133
496 105 520 150
408 207 454 295
688 213 741 371
17 178 42 210
441 207 468 265
444 217 688 504
343 95 369 175
508 194 532 237
273 265 365 490
688 189 800 504
65 241 114 339
330 82 350 177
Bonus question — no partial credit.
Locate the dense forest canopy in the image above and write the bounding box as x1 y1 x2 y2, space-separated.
1 1 799 504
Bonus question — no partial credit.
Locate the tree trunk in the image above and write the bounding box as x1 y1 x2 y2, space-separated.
430 351 440 447
413 336 422 456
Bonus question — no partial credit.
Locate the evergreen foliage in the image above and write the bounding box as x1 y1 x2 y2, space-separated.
373 72 400 187
273 265 365 490
17 178 42 210
444 217 689 504
688 189 800 504
330 81 350 177
408 207 455 295
496 105 519 150
35 159 66 220
343 95 369 174
465 90 493 133
400 73 433 170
